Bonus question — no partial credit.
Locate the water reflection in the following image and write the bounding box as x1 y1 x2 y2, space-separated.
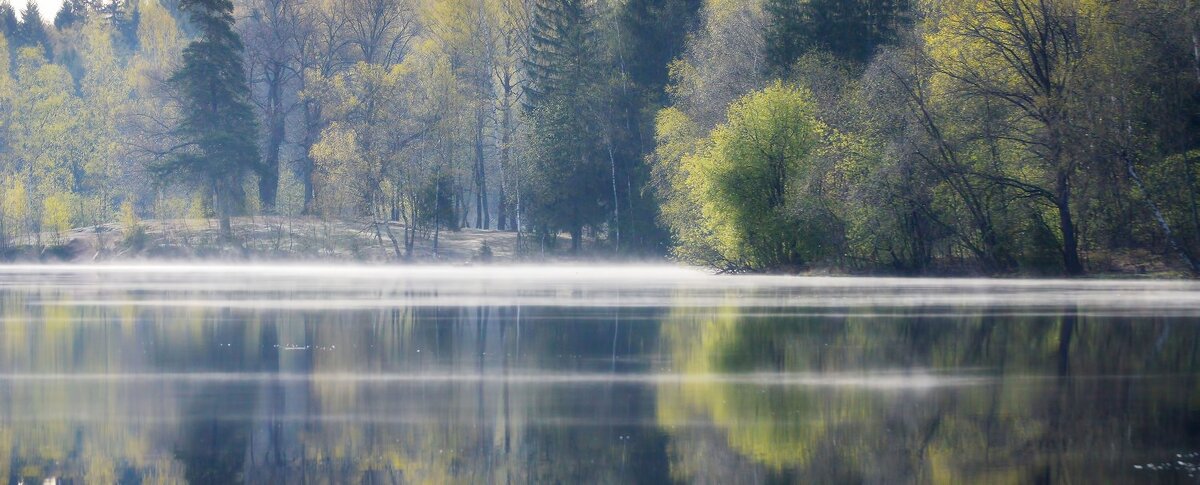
0 265 1198 483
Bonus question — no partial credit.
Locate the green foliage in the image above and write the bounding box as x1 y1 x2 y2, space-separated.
765 0 908 71
0 176 28 245
523 0 608 250
0 3 17 43
0 0 1194 274
662 82 836 271
15 3 49 57
164 0 260 237
120 201 149 249
41 192 74 242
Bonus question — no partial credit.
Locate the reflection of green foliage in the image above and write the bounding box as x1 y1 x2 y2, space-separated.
0 286 669 484
657 303 1200 482
4 279 1200 484
657 306 831 471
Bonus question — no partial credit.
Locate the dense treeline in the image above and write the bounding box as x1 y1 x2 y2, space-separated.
656 0 1200 275
0 0 700 257
0 0 1198 274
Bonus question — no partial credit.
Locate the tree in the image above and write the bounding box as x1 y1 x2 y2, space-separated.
666 0 768 131
291 0 351 214
882 48 1018 272
490 0 528 232
344 0 417 66
0 2 18 44
77 20 131 223
54 0 90 30
924 0 1097 275
428 0 499 230
0 31 17 245
6 47 86 241
309 44 467 258
661 82 835 271
17 3 50 57
240 0 302 213
765 0 909 71
523 0 608 252
163 0 260 238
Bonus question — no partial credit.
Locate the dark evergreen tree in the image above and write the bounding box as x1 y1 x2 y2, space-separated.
163 0 260 239
617 0 701 100
765 0 908 72
17 3 50 57
0 2 19 42
54 0 89 30
0 2 16 69
96 0 140 48
523 0 608 252
610 0 702 252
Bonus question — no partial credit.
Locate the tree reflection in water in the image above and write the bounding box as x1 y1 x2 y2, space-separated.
0 268 1197 483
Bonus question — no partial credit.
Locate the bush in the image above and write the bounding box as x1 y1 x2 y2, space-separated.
42 192 74 244
120 201 149 250
477 240 494 263
665 82 837 271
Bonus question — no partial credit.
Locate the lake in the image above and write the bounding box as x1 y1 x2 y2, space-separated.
1 265 1199 483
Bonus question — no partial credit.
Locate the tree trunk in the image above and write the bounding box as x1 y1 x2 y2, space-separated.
1126 155 1200 275
379 222 402 260
606 139 619 252
474 109 489 230
259 67 285 213
300 100 320 215
497 100 512 231
434 177 441 258
1056 169 1083 275
406 202 415 259
215 177 233 241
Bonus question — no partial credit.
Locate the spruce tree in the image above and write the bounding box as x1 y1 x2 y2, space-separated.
165 0 259 239
54 0 88 30
765 0 908 71
17 3 50 57
0 2 18 43
523 0 607 252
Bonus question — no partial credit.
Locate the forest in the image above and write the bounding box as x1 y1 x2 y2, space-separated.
0 0 1199 275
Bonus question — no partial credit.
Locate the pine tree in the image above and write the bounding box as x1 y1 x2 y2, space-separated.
0 2 18 43
17 3 50 57
523 0 607 252
765 0 908 71
613 0 702 251
524 0 599 107
54 0 89 30
617 0 701 99
164 0 259 239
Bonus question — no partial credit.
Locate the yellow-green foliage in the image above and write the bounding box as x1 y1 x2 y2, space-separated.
119 200 140 231
658 82 835 270
187 192 208 220
307 41 468 221
41 192 75 242
1 177 28 243
653 107 718 264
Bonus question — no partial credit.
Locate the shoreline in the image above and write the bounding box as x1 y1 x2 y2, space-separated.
0 217 1192 279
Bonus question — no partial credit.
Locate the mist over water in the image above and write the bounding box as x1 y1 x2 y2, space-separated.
1 264 1199 482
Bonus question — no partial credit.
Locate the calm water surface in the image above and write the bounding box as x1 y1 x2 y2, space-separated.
2 265 1200 483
